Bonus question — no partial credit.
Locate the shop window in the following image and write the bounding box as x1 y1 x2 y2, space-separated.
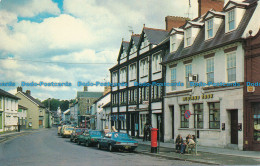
194 103 203 128
209 102 220 129
253 103 260 141
140 114 147 136
180 105 189 128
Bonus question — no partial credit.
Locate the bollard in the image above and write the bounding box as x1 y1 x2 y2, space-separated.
151 128 158 153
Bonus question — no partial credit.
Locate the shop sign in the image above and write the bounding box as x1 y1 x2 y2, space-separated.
182 94 213 101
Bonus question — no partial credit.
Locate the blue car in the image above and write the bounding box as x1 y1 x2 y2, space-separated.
97 132 138 152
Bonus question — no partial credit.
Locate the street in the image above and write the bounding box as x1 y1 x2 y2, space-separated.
0 129 200 166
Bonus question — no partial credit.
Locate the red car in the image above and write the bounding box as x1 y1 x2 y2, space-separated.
70 128 88 143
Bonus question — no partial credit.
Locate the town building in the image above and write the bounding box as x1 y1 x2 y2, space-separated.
15 87 46 129
69 101 78 125
109 13 189 139
18 105 28 130
0 88 20 131
62 109 71 123
244 25 260 150
76 87 103 127
162 0 259 150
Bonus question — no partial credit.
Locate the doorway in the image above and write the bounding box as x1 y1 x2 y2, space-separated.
171 106 174 139
230 110 238 144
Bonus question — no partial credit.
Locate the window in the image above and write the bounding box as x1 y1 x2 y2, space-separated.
141 34 149 49
171 68 177 91
153 53 162 72
140 58 148 77
120 68 127 83
0 97 2 110
207 19 213 38
228 10 235 31
112 72 118 84
185 64 192 88
130 45 136 54
180 105 189 128
209 103 220 129
186 28 192 46
194 103 203 128
227 52 236 82
129 63 137 81
206 58 214 83
253 103 260 141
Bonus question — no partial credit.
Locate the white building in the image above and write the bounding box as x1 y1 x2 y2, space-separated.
162 0 259 150
0 89 20 131
18 105 27 129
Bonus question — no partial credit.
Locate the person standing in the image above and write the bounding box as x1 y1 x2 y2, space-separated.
143 123 148 141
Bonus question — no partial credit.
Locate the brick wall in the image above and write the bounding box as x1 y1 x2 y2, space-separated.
198 0 224 17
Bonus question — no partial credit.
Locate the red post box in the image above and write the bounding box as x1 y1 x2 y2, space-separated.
151 128 158 153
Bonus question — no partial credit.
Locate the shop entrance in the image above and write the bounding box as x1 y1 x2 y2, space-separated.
231 110 238 144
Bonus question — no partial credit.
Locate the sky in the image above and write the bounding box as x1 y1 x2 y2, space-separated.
0 0 199 101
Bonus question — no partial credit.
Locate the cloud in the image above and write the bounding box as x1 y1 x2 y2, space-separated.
0 0 60 17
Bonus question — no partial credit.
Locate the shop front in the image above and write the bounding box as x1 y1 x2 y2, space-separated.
164 86 244 150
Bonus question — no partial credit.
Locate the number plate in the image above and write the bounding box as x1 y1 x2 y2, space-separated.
124 146 130 149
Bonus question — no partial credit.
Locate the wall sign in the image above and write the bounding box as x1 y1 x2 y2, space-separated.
182 94 213 101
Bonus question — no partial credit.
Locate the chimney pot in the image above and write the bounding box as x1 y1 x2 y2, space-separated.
17 86 22 92
26 90 31 95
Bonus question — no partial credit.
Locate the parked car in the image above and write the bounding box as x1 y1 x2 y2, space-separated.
97 132 138 152
77 130 104 147
60 125 72 136
61 126 74 138
70 128 87 143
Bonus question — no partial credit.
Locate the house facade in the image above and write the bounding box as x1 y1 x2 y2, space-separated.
15 87 46 129
18 105 28 130
0 89 20 132
162 0 259 150
244 28 260 150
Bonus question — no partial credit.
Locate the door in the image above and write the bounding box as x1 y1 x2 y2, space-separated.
231 110 238 144
171 106 174 139
39 120 43 128
156 114 163 141
131 114 135 136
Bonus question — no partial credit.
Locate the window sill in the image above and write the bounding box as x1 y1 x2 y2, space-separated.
152 71 161 75
130 79 136 82
140 75 148 79
178 128 221 132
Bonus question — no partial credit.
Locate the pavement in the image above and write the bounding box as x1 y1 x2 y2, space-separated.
135 139 260 165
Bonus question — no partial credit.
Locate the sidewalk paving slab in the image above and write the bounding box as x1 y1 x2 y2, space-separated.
135 139 260 165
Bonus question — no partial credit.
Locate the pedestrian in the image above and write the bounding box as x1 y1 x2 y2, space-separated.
185 136 196 153
175 134 183 153
143 123 148 141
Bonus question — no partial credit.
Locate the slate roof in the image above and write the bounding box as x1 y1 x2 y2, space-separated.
122 41 130 51
77 91 103 98
143 27 169 45
163 3 257 64
0 89 20 100
132 35 141 47
21 92 45 108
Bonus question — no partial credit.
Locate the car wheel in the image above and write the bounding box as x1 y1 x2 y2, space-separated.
109 144 114 152
97 143 101 149
85 141 90 147
77 140 81 145
74 139 77 143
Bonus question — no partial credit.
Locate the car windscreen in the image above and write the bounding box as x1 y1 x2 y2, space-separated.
113 133 130 139
89 131 102 136
66 128 74 131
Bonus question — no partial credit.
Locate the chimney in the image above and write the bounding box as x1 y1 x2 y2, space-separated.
165 16 189 31
84 86 88 92
17 86 22 92
198 0 224 17
26 90 31 95
103 86 111 96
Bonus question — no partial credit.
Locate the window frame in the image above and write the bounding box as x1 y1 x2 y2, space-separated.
226 51 236 82
207 19 213 39
171 67 177 91
228 9 235 31
193 103 204 129
180 105 189 128
206 57 214 84
209 102 220 129
185 64 192 88
185 28 192 47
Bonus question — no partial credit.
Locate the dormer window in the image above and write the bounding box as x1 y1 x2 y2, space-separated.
228 10 235 31
207 19 213 39
186 28 192 47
